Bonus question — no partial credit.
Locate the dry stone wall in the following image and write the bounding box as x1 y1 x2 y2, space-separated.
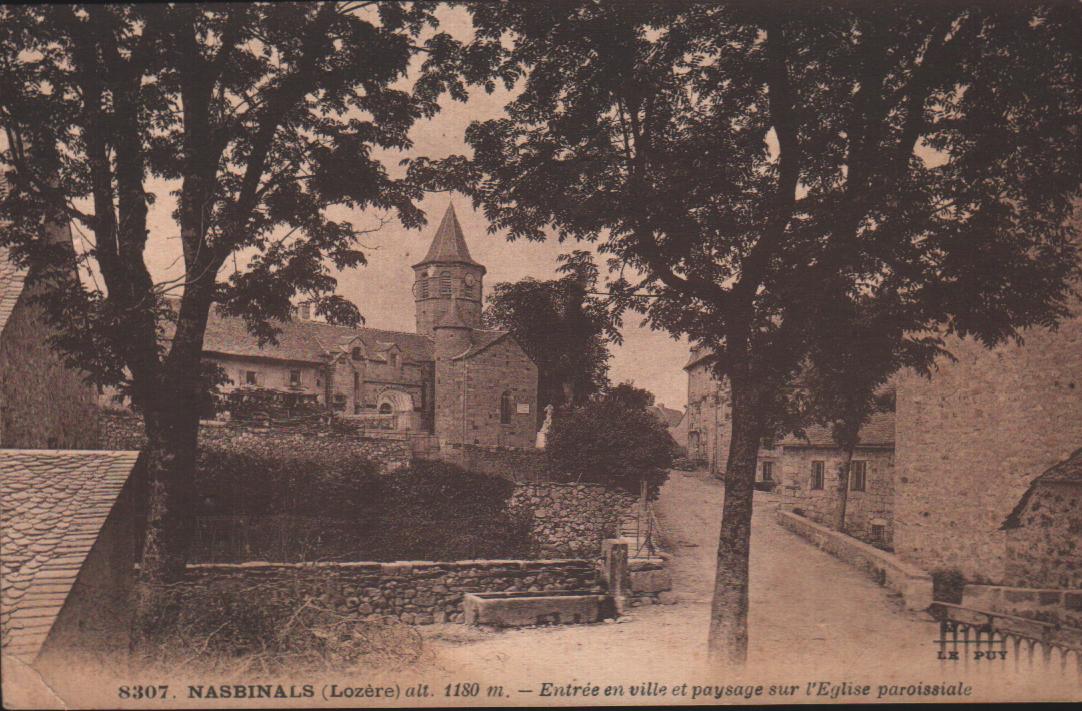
182 559 599 625
100 412 410 473
510 483 638 558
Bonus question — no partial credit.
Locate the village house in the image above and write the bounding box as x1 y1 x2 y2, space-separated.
776 410 896 547
196 203 539 450
0 218 100 449
892 307 1082 585
681 348 790 487
0 450 141 676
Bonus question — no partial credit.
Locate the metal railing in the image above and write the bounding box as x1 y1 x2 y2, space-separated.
930 602 1082 678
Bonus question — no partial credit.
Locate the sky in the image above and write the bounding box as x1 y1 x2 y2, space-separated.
130 5 692 411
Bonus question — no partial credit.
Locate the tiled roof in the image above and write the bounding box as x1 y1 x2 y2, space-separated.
781 410 896 449
0 246 28 335
1002 447 1082 529
199 307 434 365
1 450 140 663
412 203 484 270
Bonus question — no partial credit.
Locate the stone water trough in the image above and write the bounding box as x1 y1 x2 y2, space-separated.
463 590 614 627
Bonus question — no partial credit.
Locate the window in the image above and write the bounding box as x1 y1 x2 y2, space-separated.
353 372 360 390
245 370 258 386
811 461 825 490
289 369 301 386
351 347 362 361
499 391 513 425
389 352 399 368
761 461 774 482
439 271 452 296
379 402 393 414
850 460 867 491
420 278 429 299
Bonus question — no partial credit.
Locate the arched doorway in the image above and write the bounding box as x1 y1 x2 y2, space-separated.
376 389 414 430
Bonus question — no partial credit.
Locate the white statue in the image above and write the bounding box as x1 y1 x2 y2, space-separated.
535 403 555 449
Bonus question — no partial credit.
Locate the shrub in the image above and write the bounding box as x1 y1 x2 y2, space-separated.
371 460 532 560
190 449 530 561
931 568 967 604
545 391 676 497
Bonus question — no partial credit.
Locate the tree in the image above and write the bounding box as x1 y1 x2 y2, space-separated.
483 250 618 422
0 3 467 630
546 382 675 497
412 1 1082 666
794 297 915 532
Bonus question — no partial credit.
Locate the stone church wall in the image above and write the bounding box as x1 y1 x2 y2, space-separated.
893 315 1082 583
435 336 537 449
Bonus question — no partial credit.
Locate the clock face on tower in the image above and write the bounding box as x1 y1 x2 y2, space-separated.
464 274 475 287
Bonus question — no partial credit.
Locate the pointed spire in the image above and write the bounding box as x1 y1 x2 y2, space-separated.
413 202 485 271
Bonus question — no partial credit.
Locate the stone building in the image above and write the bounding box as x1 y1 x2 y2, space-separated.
893 310 1082 583
0 220 100 449
1000 448 1082 589
683 347 729 471
196 203 538 449
776 411 896 547
681 348 784 485
0 450 141 679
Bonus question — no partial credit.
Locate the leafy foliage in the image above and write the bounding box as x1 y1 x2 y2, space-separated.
483 250 619 419
546 384 676 497
410 1 1082 662
191 449 530 562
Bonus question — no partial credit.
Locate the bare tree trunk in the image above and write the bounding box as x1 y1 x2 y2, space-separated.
707 369 764 669
834 447 855 533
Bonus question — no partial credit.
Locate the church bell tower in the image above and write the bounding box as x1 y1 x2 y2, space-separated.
413 203 486 337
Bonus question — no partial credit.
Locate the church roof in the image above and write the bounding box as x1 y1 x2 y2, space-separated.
0 247 28 336
1 449 141 663
197 306 434 365
413 203 485 271
434 298 472 330
450 330 518 361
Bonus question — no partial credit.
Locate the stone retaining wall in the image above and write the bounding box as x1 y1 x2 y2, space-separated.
436 444 549 483
777 509 932 611
962 584 1082 628
510 483 638 558
183 559 599 625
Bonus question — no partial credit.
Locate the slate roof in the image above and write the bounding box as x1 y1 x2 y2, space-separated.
413 203 485 271
450 329 513 361
781 410 896 449
0 246 28 335
1 450 140 663
1002 447 1082 529
199 307 434 365
649 404 684 429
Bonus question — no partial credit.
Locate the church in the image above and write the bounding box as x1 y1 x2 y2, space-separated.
201 203 539 450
